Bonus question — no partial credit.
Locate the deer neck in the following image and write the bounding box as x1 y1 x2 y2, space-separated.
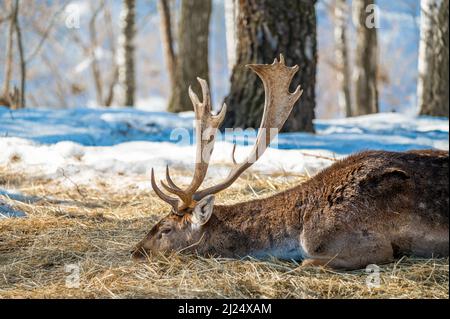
194 185 310 260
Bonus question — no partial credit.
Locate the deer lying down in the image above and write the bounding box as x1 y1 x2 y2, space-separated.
132 56 449 270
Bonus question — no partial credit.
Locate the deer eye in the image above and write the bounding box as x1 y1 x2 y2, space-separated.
160 228 172 235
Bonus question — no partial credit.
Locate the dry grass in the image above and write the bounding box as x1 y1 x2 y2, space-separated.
0 166 448 299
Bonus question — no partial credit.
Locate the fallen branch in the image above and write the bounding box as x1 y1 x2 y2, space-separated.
300 152 338 162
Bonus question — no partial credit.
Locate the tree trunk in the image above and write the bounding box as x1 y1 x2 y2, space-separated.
104 3 119 107
158 0 177 90
224 0 238 73
0 0 23 109
2 0 14 99
418 0 449 117
14 0 25 108
117 0 136 107
222 0 317 133
334 0 352 117
168 0 212 113
89 1 105 107
352 0 379 115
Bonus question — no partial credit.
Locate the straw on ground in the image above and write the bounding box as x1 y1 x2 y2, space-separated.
0 166 448 299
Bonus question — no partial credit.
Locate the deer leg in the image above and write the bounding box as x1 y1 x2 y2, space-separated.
301 258 332 268
301 231 394 270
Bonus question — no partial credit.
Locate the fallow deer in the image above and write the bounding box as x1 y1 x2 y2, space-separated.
132 55 449 270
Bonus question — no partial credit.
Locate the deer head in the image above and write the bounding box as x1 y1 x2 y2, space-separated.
132 55 303 259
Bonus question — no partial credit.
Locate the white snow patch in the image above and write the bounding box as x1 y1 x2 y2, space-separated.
0 108 448 190
135 96 167 112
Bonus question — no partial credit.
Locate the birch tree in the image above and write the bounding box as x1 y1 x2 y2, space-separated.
117 0 136 107
158 0 176 91
224 0 238 73
417 0 449 117
0 0 24 109
352 0 379 115
334 0 352 117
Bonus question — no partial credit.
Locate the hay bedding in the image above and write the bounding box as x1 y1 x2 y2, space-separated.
0 166 448 299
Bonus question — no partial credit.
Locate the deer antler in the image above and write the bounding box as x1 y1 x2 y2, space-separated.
193 54 302 200
151 54 302 214
151 78 227 212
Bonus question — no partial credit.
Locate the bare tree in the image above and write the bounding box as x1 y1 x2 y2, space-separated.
41 52 68 107
157 0 176 90
117 0 136 107
69 0 118 107
417 0 449 117
14 0 25 108
89 1 105 106
352 0 379 115
167 0 212 113
103 3 119 107
334 0 352 117
224 0 238 73
17 1 71 108
0 0 24 109
0 13 12 25
1 0 15 106
222 0 317 132
24 2 70 65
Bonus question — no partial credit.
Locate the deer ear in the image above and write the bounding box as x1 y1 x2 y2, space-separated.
191 195 215 226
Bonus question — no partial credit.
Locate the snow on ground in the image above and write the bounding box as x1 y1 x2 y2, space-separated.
0 186 29 217
0 106 448 191
0 201 27 218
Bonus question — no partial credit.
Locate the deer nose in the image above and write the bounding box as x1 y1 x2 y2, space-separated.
131 246 149 260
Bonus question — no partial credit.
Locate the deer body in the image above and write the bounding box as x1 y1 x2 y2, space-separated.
182 150 448 269
132 56 449 270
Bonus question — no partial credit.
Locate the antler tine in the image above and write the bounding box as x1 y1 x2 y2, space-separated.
165 165 182 191
213 103 227 126
197 77 211 111
150 168 180 213
158 78 225 212
152 57 301 212
181 78 216 196
188 86 201 107
158 165 194 205
160 180 191 204
231 143 237 165
193 56 303 201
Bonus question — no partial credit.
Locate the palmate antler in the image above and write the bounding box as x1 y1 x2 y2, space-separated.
151 78 227 213
151 54 303 214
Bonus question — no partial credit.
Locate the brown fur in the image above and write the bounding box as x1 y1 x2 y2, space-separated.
133 150 449 270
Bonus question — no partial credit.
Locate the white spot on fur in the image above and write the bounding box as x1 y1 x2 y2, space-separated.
252 239 307 261
190 222 201 232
